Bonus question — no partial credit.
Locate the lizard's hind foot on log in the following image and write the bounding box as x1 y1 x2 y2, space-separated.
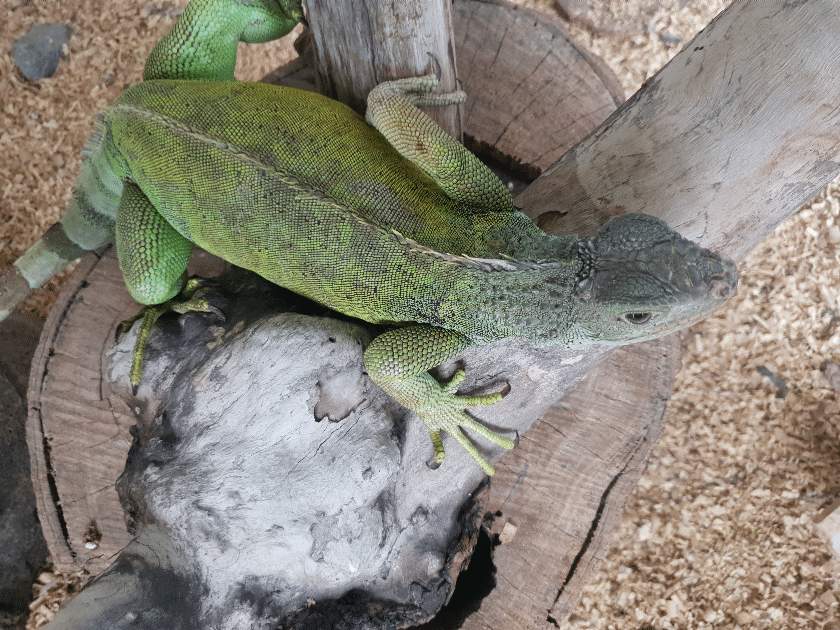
117 277 225 391
368 73 466 109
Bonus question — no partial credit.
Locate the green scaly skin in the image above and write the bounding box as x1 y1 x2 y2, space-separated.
0 0 738 476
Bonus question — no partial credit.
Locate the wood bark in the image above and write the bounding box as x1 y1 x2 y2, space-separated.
303 0 462 137
28 0 840 628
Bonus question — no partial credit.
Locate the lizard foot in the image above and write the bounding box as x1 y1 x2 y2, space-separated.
422 370 515 476
375 74 466 109
117 277 225 392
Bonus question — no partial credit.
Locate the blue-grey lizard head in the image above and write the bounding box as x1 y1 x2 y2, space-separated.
571 213 737 345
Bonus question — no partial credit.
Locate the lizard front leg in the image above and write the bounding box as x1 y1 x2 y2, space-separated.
364 325 515 476
144 0 302 81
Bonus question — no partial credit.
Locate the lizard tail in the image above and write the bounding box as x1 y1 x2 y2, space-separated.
0 115 123 321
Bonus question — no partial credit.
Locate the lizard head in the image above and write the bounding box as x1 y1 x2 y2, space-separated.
570 213 737 345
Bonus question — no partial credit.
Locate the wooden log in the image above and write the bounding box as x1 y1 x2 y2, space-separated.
454 0 623 178
468 1 840 625
26 253 136 572
303 0 462 137
522 0 840 259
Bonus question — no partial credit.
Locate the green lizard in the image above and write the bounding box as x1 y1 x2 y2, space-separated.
0 0 737 476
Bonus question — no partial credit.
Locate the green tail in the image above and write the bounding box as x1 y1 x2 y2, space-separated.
0 116 123 320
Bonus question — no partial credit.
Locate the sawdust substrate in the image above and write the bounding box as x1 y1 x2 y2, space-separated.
1 1 838 628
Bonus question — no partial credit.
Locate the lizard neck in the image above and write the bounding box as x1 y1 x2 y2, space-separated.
442 234 585 343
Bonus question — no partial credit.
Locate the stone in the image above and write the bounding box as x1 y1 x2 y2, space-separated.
12 23 73 81
756 365 788 398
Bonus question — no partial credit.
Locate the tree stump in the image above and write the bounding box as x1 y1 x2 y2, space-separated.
28 0 840 627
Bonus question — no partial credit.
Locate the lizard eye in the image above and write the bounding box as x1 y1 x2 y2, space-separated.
623 312 652 325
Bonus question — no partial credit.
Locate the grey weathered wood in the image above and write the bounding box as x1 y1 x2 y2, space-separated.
303 0 462 137
522 0 840 260
49 270 500 629
472 1 840 624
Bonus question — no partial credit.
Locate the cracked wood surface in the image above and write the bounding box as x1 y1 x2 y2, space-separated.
26 252 136 572
453 0 623 178
472 337 679 628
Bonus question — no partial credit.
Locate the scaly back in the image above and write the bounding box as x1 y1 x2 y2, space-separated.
108 80 537 259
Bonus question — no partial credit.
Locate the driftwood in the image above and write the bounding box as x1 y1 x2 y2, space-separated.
29 0 840 628
525 0 840 257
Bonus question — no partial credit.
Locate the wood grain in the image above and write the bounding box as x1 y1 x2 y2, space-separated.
454 0 624 178
304 0 462 137
469 337 679 628
521 0 840 259
27 252 136 572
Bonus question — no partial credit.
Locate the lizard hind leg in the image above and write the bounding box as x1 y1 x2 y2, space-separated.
115 183 223 390
366 75 514 213
117 278 225 391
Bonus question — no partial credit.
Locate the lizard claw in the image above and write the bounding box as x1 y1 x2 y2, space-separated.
419 375 514 476
122 276 227 389
442 368 466 394
426 51 443 83
171 294 226 322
